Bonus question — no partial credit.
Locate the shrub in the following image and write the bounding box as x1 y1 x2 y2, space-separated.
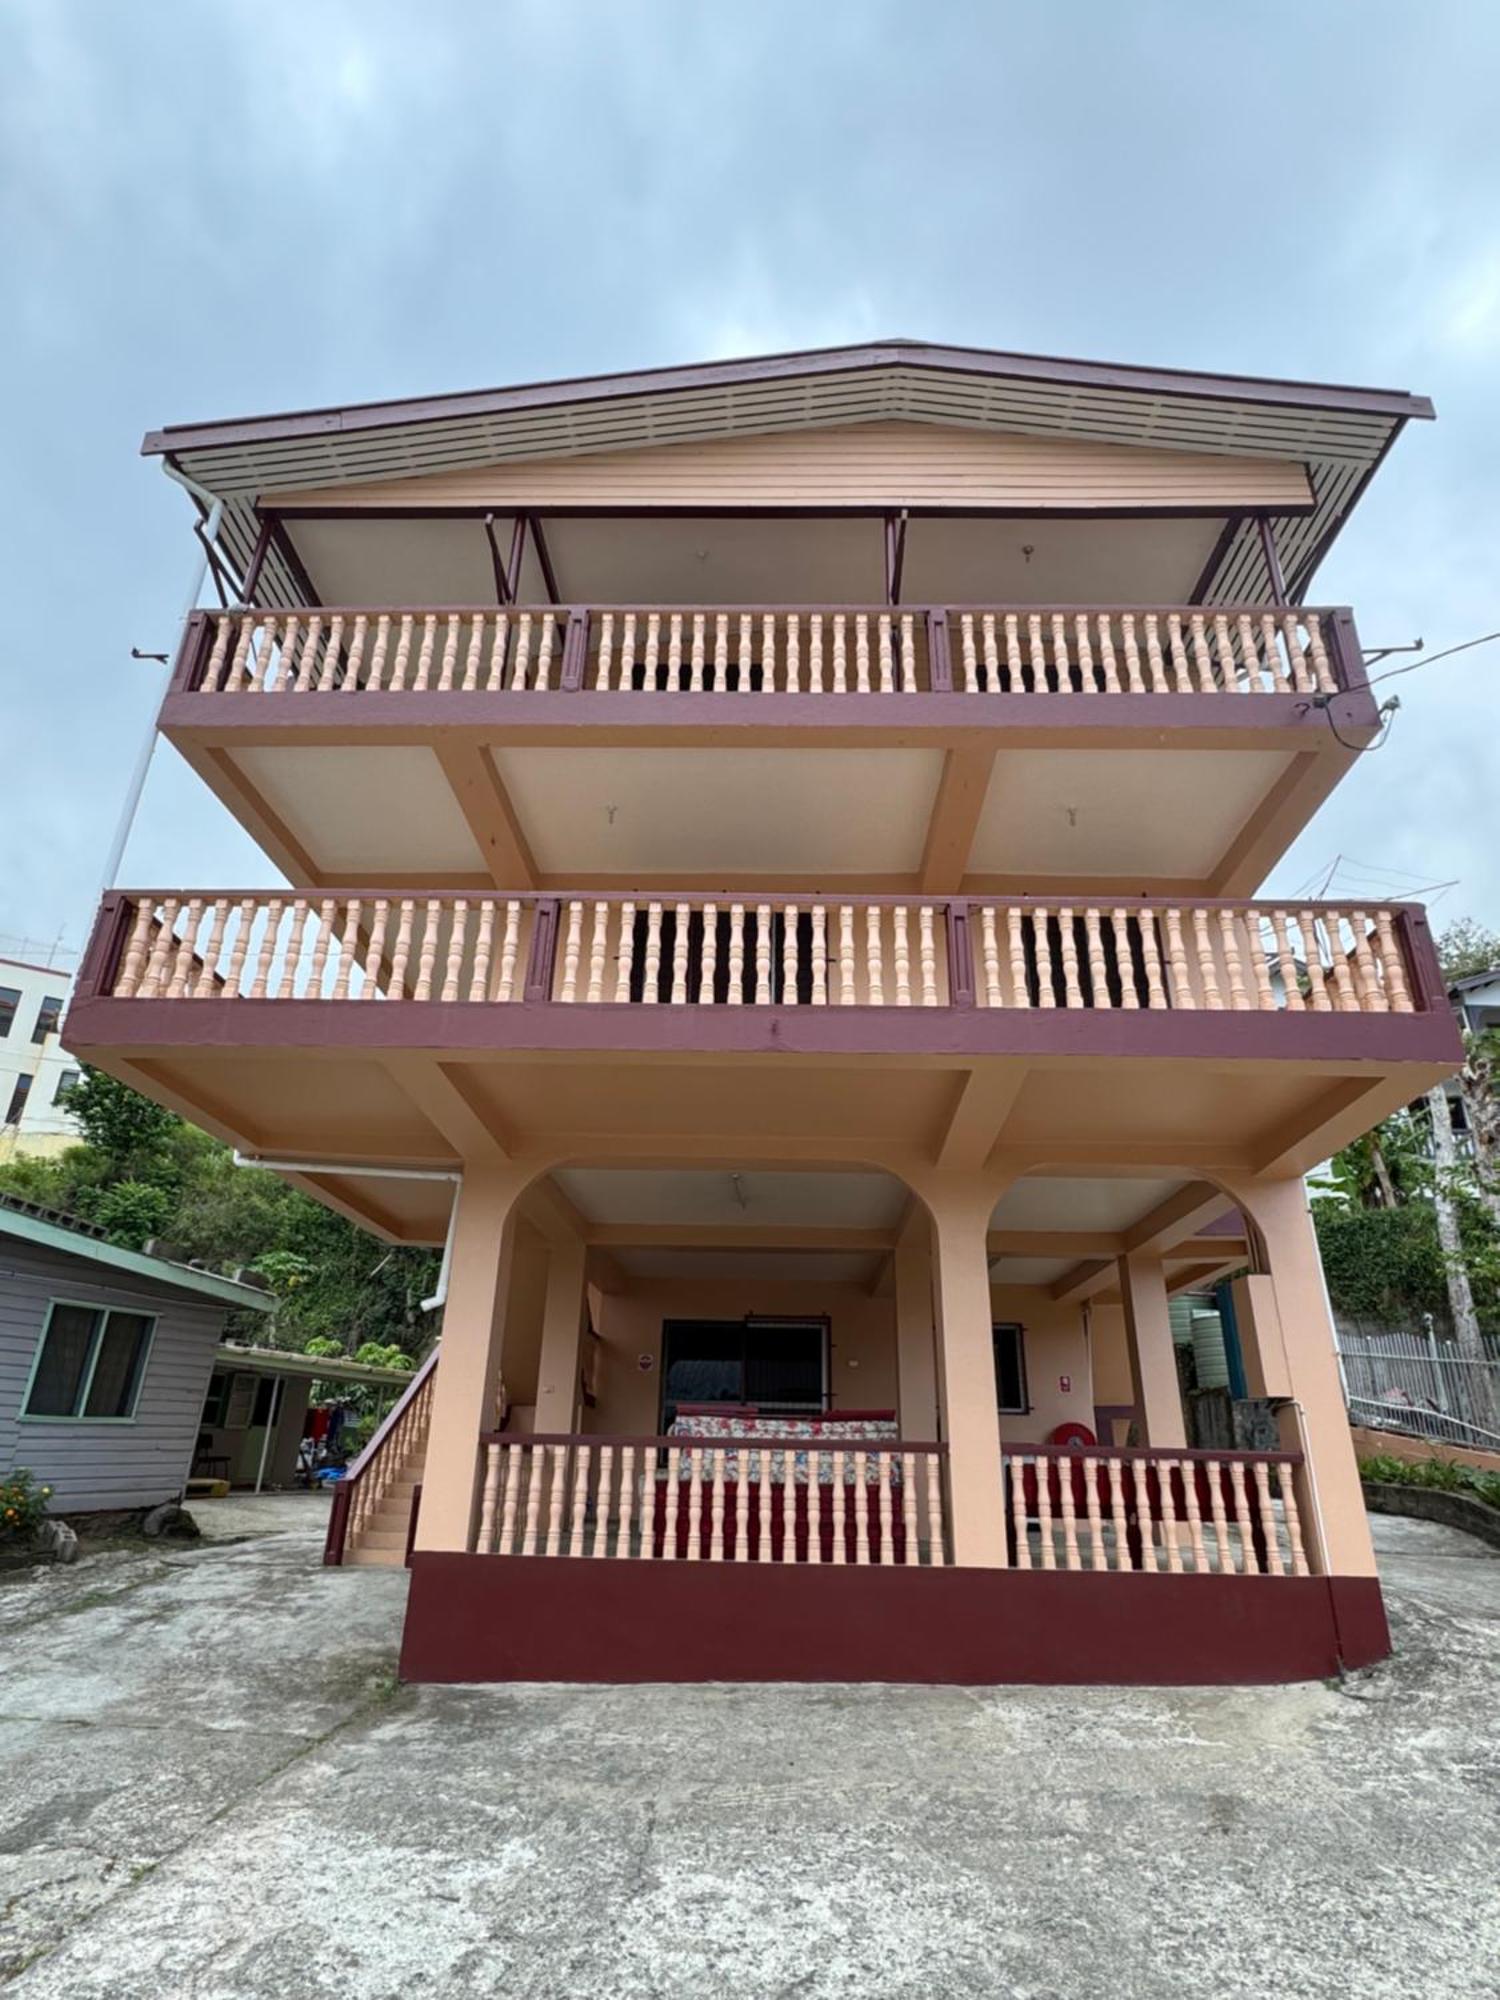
0 1468 54 1542
1359 1454 1500 1510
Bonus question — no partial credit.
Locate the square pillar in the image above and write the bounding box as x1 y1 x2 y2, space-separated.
534 1237 588 1436
416 1165 529 1552
929 1195 1008 1566
894 1246 939 1440
1232 1180 1376 1578
1117 1251 1187 1448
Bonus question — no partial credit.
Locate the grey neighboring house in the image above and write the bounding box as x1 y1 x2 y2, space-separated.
0 1194 271 1514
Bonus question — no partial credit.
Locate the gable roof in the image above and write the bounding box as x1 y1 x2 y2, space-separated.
147 338 1433 609
0 1194 273 1312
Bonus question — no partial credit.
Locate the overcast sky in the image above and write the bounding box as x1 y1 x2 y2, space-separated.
3 0 1498 963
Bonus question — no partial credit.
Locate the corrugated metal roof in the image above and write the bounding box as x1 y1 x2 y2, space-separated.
0 1194 274 1311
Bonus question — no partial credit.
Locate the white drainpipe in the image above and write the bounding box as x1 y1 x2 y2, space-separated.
231 1153 462 1312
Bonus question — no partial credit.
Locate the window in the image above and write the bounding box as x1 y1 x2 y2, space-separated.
31 994 64 1044
993 1323 1029 1414
201 1369 233 1427
53 1068 81 1107
0 986 19 1037
23 1304 156 1420
4 1074 32 1126
660 1317 828 1428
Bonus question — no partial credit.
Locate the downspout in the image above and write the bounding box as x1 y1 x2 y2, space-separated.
230 1152 463 1312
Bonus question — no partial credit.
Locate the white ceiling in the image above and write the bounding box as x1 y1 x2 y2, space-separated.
234 746 483 875
989 1256 1075 1286
613 1247 882 1285
989 1176 1184 1232
557 1167 908 1229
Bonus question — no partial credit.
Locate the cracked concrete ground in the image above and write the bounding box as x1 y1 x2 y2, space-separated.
1 1500 1496 1999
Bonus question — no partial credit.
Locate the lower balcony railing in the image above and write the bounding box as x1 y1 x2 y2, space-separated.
86 891 1431 1017
1003 1447 1313 1576
473 1434 949 1565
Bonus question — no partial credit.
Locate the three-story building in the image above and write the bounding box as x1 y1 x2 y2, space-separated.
66 341 1459 1683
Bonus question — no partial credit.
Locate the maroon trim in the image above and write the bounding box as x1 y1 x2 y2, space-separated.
72 893 132 1004
65 990 1463 1069
478 1430 944 1452
143 339 1433 457
523 898 559 1002
269 501 1319 525
1258 517 1289 606
242 518 275 607
1188 515 1246 605
527 513 561 603
946 900 975 1009
398 1555 1392 1685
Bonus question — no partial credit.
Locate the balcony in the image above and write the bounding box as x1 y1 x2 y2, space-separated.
68 888 1459 1216
159 601 1379 900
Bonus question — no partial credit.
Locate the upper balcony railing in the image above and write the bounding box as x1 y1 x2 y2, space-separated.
175 602 1357 702
80 889 1437 1020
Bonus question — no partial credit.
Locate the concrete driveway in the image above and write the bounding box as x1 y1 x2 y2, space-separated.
1 1496 1496 1999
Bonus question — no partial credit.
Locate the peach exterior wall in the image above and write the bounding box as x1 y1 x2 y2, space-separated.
264 420 1315 514
583 1275 1102 1444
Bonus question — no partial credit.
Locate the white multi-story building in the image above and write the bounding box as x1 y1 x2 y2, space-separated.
0 948 83 1160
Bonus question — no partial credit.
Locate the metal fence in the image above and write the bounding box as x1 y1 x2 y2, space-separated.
1335 1323 1500 1451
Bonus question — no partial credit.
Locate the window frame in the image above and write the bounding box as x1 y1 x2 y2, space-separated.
20 1299 159 1425
0 985 20 1038
4 1072 33 1127
31 994 65 1044
992 1321 1030 1416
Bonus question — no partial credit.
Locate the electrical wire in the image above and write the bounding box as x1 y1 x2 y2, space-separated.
1366 628 1500 688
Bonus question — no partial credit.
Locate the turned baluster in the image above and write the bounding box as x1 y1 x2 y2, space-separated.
1105 1459 1131 1572
810 905 828 1005
1096 615 1121 693
594 611 614 692
1143 614 1167 691
1297 910 1334 1011
498 1445 524 1555
1373 910 1413 1012
1108 910 1139 1010
615 1445 636 1559
1192 909 1223 1009
1010 1459 1031 1569
758 612 776 694
406 900 437 1002
1057 1459 1082 1569
876 1455 895 1565
391 614 414 691
1243 914 1276 1012
854 614 872 693
367 613 391 692
1082 1462 1107 1569
412 615 436 692
220 900 255 1001
1251 1461 1283 1576
202 616 234 692
830 1450 848 1564
893 906 912 1005
754 904 773 1003
495 901 521 1003
1163 908 1196 1008
1007 908 1029 1007
838 906 857 1004
1054 910 1082 1007
248 899 284 1000
781 903 799 1005
670 902 690 1004
643 611 661 692
981 612 1000 689
1324 912 1360 1012
459 616 484 693
440 902 469 1003
253 614 290 690
638 1446 658 1560
900 612 917 692
588 1445 613 1558
688 614 705 691
899 1454 919 1566
1273 912 1305 1012
614 902 637 1003
807 613 824 693
1306 616 1336 694
641 903 664 1004
737 613 753 694
877 614 895 693
559 901 585 1003
269 899 305 1000
1202 1460 1231 1573
668 613 684 692
477 1446 502 1553
539 613 562 691
806 1450 822 1565
918 905 939 1005
1261 613 1295 695
698 903 717 1005
467 900 494 1003
756 1448 773 1562
1277 1462 1310 1575
327 900 361 1001
543 1444 567 1558
832 614 848 693
565 1445 590 1557
684 1448 705 1560
1034 1457 1057 1568
1189 612 1216 691
959 615 978 692
852 1451 871 1564
1211 612 1236 690
1225 1460 1256 1574
1129 1459 1158 1572
305 899 335 1000
726 904 745 1005
732 1450 749 1560
167 898 204 998
433 616 459 692
1170 1462 1203 1571
1166 614 1193 692
782 613 801 694
1120 614 1145 693
865 905 885 1005
223 615 259 692
712 613 729 692
1002 612 1022 690
586 903 609 1005
980 907 1003 1006
187 899 229 999
1083 908 1108 1007
925 1456 945 1565
512 613 534 691
1347 911 1382 1011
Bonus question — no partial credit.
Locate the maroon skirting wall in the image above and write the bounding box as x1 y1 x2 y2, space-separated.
399 1555 1391 1686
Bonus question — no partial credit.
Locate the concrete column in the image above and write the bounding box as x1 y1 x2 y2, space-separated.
1118 1250 1187 1448
533 1236 588 1436
929 1193 1007 1567
894 1246 939 1440
415 1164 529 1552
1231 1179 1376 1578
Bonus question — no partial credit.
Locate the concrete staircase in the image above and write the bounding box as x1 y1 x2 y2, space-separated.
342 1422 428 1567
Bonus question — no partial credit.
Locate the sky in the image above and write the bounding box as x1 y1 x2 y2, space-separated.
3 0 1499 964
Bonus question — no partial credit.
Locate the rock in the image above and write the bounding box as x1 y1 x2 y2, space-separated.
141 1502 201 1541
40 1518 79 1564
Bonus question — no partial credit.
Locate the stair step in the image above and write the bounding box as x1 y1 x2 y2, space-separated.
344 1546 407 1568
